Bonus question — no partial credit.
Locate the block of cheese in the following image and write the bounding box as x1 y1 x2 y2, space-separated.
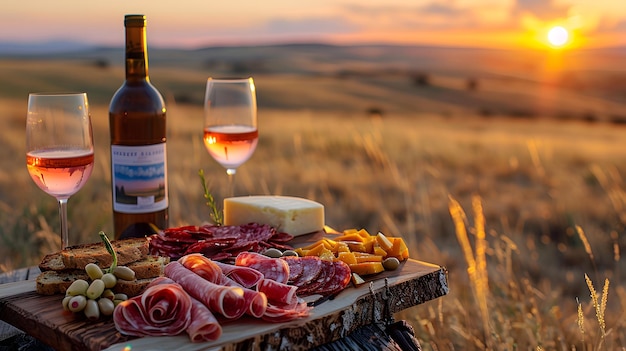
224 195 325 236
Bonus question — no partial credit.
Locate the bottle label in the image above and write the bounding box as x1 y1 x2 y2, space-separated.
111 144 168 213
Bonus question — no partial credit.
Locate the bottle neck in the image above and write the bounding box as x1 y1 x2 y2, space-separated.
125 25 149 81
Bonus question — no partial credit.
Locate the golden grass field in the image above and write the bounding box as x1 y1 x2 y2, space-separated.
1 45 625 350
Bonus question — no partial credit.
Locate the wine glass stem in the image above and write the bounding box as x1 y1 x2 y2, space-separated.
226 168 236 198
58 198 69 249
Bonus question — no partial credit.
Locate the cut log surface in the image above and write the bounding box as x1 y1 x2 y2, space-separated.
0 259 448 351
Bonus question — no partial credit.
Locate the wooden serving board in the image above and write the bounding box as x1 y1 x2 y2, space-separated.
0 259 448 351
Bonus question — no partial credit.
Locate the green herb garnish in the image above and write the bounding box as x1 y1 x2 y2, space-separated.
99 231 117 273
199 169 223 225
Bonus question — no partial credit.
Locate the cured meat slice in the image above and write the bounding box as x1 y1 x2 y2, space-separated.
297 259 333 296
317 260 352 296
149 223 293 261
165 261 247 319
148 277 222 342
289 256 324 288
262 300 312 323
282 256 304 283
235 252 290 284
257 278 299 309
113 282 191 337
179 253 224 284
221 275 268 318
215 261 264 288
284 256 351 297
187 297 223 342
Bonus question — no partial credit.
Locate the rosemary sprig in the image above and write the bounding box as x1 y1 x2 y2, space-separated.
99 231 117 273
199 169 223 225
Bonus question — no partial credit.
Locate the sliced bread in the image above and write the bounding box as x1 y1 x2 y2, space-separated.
36 270 89 295
35 255 169 296
126 255 170 279
39 237 149 271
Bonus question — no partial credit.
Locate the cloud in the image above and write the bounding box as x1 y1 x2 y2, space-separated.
340 2 512 31
512 0 570 20
263 16 359 36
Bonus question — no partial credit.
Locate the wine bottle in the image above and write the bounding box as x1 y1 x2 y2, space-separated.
109 14 168 239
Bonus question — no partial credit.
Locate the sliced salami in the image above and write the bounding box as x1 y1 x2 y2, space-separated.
284 257 351 297
289 256 324 288
297 259 334 296
165 261 247 319
282 256 304 283
149 223 293 261
235 252 290 284
317 260 352 296
298 260 335 296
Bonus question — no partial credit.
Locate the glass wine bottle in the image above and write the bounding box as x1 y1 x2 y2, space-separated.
109 14 168 239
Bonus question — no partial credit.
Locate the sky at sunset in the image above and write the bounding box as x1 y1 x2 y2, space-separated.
2 0 626 50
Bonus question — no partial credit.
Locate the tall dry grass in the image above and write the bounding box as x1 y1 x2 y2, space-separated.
1 94 625 350
416 195 624 350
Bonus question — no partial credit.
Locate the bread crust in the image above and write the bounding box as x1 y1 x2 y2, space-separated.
35 237 169 297
39 238 149 271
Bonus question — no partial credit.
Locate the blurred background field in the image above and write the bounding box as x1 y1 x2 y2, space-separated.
1 44 625 350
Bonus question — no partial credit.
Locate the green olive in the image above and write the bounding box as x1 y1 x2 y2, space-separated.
101 273 117 289
282 250 299 257
97 298 115 316
84 299 100 321
382 257 400 271
114 293 128 301
68 295 87 312
263 248 283 258
84 263 103 280
62 295 73 311
66 279 89 296
86 279 105 300
101 289 115 301
113 266 136 281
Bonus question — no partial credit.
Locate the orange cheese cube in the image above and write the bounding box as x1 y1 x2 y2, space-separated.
349 262 385 276
388 237 409 260
355 253 383 263
338 252 358 265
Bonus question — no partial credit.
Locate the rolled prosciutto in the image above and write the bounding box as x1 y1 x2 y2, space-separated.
179 253 224 284
222 275 268 318
113 282 191 337
215 261 264 288
257 278 299 309
262 300 312 323
165 261 247 319
148 277 222 342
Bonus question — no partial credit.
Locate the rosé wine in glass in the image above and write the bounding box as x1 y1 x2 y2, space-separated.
26 148 94 198
203 125 258 169
204 78 257 198
26 92 94 249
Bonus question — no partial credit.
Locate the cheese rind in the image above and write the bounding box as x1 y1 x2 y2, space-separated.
223 196 325 236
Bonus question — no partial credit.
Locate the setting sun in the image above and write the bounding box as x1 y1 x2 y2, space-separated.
547 26 569 47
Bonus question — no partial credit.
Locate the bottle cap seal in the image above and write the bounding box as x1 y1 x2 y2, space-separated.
125 14 146 27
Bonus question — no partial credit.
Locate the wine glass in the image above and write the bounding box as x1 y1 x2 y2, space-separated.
26 93 94 249
203 78 258 198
